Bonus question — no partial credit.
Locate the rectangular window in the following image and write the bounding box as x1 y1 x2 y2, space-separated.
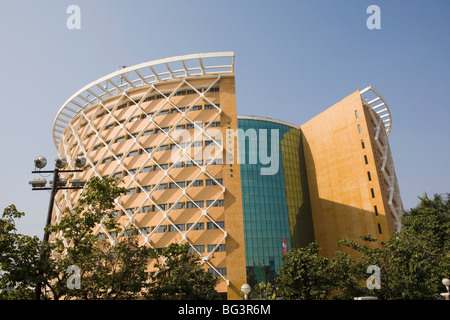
187 222 204 230
189 105 202 111
115 136 125 143
207 221 225 229
124 229 134 237
358 124 362 134
364 155 368 165
377 223 382 234
129 115 140 122
112 172 122 178
207 200 224 207
155 225 167 233
169 224 186 232
127 150 139 157
157 145 169 151
208 268 226 277
361 139 365 149
367 171 372 181
140 227 150 234
206 179 223 186
374 205 379 216
355 110 359 119
155 183 168 190
142 129 153 136
140 206 151 213
189 245 205 253
209 87 219 93
210 122 220 127
141 166 152 173
127 188 136 195
171 202 185 210
187 180 204 187
208 244 226 252
371 188 375 198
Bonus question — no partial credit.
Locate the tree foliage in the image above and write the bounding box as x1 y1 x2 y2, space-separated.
145 243 221 300
276 193 450 300
1 177 221 300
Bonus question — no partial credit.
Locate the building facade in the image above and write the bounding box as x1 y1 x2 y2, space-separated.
52 52 403 299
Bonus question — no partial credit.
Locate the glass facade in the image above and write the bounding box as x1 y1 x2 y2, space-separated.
238 118 314 286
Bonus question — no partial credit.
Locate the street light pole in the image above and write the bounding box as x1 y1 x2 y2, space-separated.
30 156 86 300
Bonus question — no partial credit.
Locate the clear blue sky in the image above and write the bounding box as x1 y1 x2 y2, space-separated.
0 0 448 237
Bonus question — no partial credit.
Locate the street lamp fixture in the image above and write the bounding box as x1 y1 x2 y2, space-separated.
29 155 85 300
241 283 251 300
442 278 450 300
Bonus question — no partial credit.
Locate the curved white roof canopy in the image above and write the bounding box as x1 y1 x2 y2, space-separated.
53 51 235 149
359 86 392 136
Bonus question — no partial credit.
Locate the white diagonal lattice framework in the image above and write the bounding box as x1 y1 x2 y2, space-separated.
360 86 403 232
53 52 235 286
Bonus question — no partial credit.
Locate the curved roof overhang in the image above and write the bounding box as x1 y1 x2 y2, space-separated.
53 51 235 149
359 86 392 136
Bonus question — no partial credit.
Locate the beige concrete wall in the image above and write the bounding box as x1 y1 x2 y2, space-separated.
300 90 394 257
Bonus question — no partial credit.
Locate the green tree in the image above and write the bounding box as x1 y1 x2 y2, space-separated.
145 243 221 300
276 241 335 300
340 193 450 300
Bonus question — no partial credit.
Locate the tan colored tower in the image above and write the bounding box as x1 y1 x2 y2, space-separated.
53 52 246 299
300 87 403 257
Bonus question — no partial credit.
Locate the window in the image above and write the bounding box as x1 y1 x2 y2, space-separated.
97 233 105 240
144 147 153 153
187 222 204 230
142 185 152 192
93 144 102 150
111 210 120 217
175 124 185 130
155 225 167 233
140 227 150 234
367 171 372 181
169 224 186 232
171 202 185 210
157 145 169 151
174 90 186 96
187 180 203 187
124 229 134 237
204 104 218 110
207 221 225 229
374 205 379 216
170 181 185 189
208 268 226 277
140 206 151 213
207 200 224 207
361 139 365 149
127 150 139 157
208 244 225 252
117 103 127 110
143 129 153 136
187 123 195 129
364 155 368 165
209 87 219 93
355 110 359 119
377 223 382 234
154 204 167 211
155 183 168 190
115 136 125 143
158 110 170 116
206 179 223 186
358 124 362 134
371 188 375 198
189 105 202 111
188 245 205 253
113 172 122 178
126 208 134 215
129 115 140 122
127 188 136 195
186 89 197 95
102 157 112 164
210 122 220 127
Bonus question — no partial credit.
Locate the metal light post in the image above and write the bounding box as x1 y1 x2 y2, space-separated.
29 156 86 300
441 278 450 300
241 283 251 300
